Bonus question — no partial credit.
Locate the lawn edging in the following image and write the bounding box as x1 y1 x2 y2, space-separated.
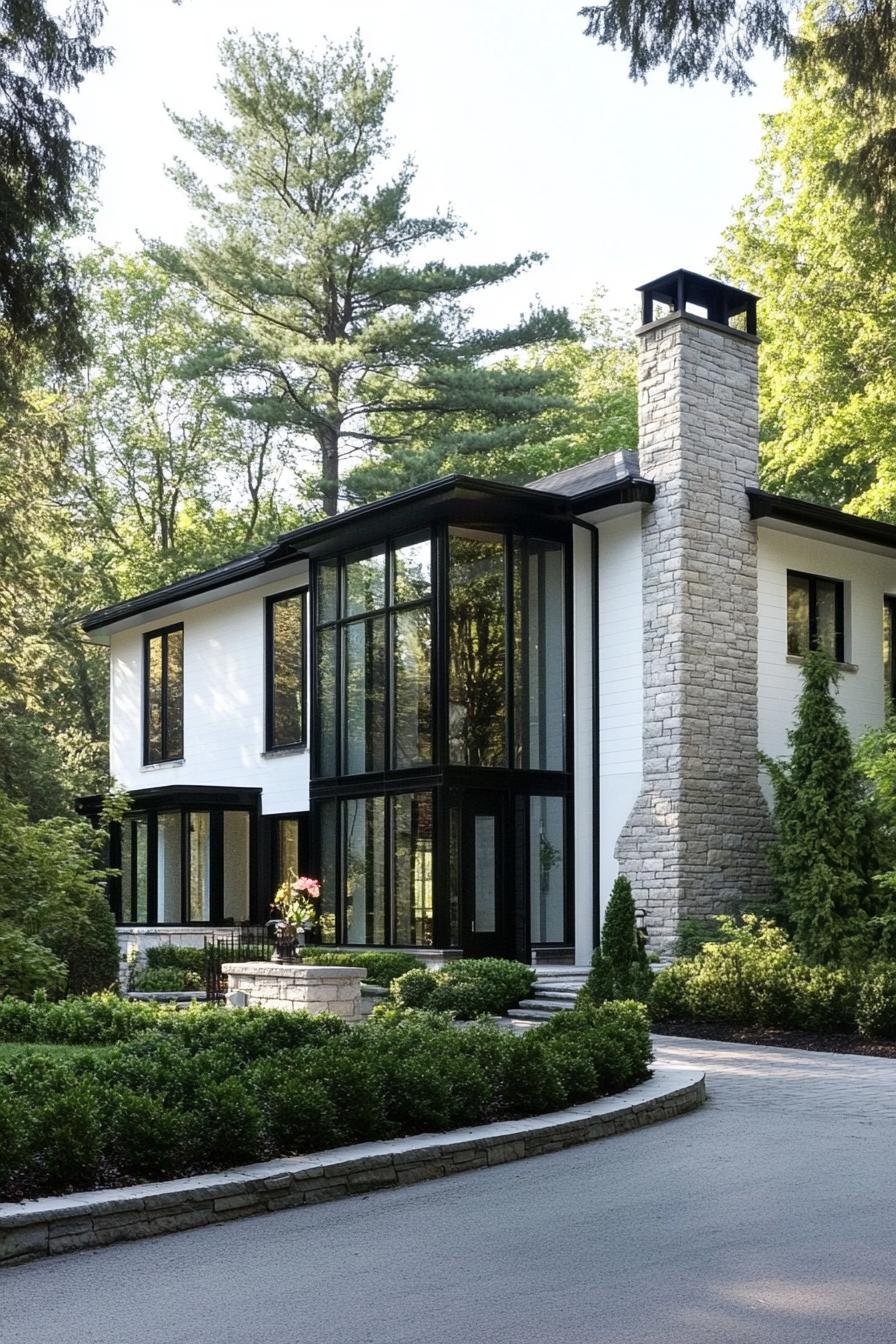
0 1066 705 1266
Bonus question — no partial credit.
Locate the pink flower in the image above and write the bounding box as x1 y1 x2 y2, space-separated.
295 876 321 899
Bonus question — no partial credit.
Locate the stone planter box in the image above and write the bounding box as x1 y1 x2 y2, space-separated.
222 962 365 1022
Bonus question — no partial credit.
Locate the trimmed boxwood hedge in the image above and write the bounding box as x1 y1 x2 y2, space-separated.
390 958 536 1018
0 999 651 1200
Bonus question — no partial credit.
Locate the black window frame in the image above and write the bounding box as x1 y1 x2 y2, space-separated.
786 570 845 664
885 596 896 712
143 622 184 766
265 587 308 753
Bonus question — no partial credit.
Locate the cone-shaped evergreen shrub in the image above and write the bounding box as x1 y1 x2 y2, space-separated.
763 650 877 964
580 874 652 1005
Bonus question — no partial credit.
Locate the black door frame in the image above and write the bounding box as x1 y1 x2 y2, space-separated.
460 790 512 958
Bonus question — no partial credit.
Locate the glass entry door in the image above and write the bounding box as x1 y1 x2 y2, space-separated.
461 794 507 958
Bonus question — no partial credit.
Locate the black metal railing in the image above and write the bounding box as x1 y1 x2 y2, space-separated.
203 925 275 1002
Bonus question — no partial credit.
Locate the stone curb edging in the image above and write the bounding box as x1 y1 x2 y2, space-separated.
0 1067 705 1266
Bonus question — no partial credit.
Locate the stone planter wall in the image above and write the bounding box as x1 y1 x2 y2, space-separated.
222 962 365 1022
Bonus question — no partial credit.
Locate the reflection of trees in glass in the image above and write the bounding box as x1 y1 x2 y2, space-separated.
343 796 384 943
270 594 304 747
448 533 506 767
345 547 386 616
344 618 386 774
531 797 564 943
394 607 432 768
393 793 433 945
394 538 431 604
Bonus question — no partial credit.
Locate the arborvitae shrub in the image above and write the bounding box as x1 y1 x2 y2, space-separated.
581 875 653 1006
764 650 877 963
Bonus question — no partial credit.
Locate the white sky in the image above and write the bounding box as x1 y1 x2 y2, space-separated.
67 0 785 328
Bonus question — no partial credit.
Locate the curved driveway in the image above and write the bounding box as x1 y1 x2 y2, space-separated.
3 1037 896 1344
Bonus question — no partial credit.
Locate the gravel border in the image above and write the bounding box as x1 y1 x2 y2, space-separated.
0 1067 705 1266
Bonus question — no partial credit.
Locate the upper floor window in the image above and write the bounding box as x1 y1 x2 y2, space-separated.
884 597 896 711
787 571 845 663
144 624 184 764
315 535 432 778
266 589 307 751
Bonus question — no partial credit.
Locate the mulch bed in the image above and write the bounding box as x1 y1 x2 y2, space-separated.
652 1021 896 1060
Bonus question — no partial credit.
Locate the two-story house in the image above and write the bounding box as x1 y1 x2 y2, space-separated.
78 270 896 963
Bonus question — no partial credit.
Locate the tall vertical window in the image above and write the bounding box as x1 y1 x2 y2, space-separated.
448 530 507 767
266 590 307 750
514 538 566 770
144 624 184 764
529 796 565 943
885 597 896 713
786 571 845 662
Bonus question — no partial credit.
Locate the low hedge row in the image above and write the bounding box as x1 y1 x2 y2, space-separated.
0 1000 651 1200
650 918 896 1039
390 958 536 1018
144 945 421 989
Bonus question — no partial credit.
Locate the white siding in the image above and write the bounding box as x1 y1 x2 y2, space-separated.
109 562 310 816
596 512 644 927
758 526 896 799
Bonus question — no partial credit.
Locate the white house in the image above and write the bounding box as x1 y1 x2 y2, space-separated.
79 270 896 961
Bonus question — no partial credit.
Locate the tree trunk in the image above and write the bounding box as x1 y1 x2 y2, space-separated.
320 426 340 516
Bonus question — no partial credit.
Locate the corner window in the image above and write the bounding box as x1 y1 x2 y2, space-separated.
144 624 184 764
787 571 844 663
266 589 307 751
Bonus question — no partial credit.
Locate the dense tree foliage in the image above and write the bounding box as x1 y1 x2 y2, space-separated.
718 48 896 516
150 32 574 514
580 0 896 225
344 293 637 501
0 0 110 401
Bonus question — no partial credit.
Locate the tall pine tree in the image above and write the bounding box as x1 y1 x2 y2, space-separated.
150 32 574 515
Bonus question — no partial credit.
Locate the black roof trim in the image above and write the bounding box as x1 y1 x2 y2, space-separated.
748 487 896 551
81 474 570 634
81 468 658 636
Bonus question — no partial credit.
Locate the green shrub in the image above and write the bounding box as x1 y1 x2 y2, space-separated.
130 966 203 992
856 963 896 1039
0 994 651 1199
145 945 206 975
580 875 653 1007
0 928 67 999
298 949 421 987
390 958 535 1018
47 888 120 996
674 916 729 959
649 917 866 1033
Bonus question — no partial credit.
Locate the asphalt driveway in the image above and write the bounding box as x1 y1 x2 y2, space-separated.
3 1036 895 1344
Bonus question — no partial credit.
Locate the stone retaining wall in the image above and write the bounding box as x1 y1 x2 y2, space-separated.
0 1068 705 1266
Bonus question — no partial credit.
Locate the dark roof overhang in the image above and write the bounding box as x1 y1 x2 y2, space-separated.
81 474 594 636
748 487 896 552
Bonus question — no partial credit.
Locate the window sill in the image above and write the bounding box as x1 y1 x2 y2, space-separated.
786 655 858 674
261 746 307 760
139 758 186 772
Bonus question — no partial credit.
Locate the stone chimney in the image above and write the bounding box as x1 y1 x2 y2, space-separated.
615 270 774 951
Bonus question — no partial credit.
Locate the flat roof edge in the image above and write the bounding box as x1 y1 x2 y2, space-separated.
747 487 896 550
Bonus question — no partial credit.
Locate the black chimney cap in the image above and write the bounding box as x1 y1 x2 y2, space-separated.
637 269 758 336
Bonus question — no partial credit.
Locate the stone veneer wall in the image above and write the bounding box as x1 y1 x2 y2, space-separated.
615 314 775 951
222 962 365 1022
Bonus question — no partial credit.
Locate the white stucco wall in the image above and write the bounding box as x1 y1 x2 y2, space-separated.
595 512 644 927
757 523 896 798
108 561 310 816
